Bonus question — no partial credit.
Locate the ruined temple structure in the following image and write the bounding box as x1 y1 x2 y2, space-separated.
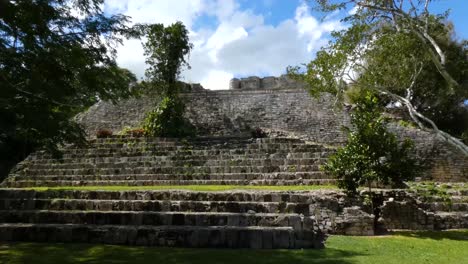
75 75 467 182
0 76 466 248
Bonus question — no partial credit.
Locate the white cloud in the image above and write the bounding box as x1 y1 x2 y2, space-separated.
199 70 234 90
105 1 344 90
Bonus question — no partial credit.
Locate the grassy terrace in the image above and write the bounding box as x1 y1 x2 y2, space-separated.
0 231 467 264
14 185 338 192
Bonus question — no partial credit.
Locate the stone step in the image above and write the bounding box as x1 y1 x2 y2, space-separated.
23 158 326 170
0 189 344 203
0 223 324 248
36 141 326 151
0 199 314 214
86 141 320 150
90 136 306 144
434 212 468 229
25 153 327 165
417 195 468 203
7 171 330 181
0 210 310 230
31 146 331 160
16 165 322 176
50 145 321 154
81 139 317 148
421 202 468 212
4 178 337 187
32 145 325 154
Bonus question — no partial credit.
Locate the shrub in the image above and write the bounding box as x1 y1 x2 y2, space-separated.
128 128 145 137
120 126 145 137
142 96 194 137
123 128 145 137
96 129 113 138
251 127 267 138
323 92 418 195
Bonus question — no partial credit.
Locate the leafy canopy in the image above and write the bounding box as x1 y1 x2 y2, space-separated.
291 0 467 153
141 22 193 96
0 0 140 177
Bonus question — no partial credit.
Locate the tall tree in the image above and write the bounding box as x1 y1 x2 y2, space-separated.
292 0 467 154
0 0 140 179
142 21 193 96
141 22 194 137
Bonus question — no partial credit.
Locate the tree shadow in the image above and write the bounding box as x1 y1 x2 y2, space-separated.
390 230 468 241
0 242 366 264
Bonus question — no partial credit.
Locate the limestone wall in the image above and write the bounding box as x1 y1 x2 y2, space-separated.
183 89 349 143
76 89 350 144
75 88 467 182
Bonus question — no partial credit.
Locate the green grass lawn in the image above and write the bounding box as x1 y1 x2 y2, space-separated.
0 231 467 264
17 185 337 192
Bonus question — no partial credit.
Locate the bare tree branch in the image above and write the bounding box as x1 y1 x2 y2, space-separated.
372 86 468 155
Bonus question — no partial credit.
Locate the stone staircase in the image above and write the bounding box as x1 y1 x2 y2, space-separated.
2 136 464 248
0 189 336 248
3 136 336 187
0 136 339 248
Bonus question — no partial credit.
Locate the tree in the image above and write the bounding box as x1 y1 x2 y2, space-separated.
292 0 468 155
141 22 194 137
0 0 140 179
142 22 193 96
323 91 417 195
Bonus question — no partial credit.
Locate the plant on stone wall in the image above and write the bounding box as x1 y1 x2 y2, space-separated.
143 96 194 137
119 127 145 137
323 92 418 195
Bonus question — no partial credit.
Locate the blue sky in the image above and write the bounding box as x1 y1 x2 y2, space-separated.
429 0 468 40
104 0 468 90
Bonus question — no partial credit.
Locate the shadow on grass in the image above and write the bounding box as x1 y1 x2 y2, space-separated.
0 242 366 264
391 230 468 241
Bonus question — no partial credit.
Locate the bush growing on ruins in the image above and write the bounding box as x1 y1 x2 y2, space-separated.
120 127 145 137
143 96 194 137
323 92 417 195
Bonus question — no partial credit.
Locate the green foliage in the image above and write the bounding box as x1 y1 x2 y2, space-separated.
140 22 194 137
119 127 145 137
323 92 417 194
142 96 194 138
398 120 417 129
290 0 467 146
141 22 193 96
0 0 141 179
